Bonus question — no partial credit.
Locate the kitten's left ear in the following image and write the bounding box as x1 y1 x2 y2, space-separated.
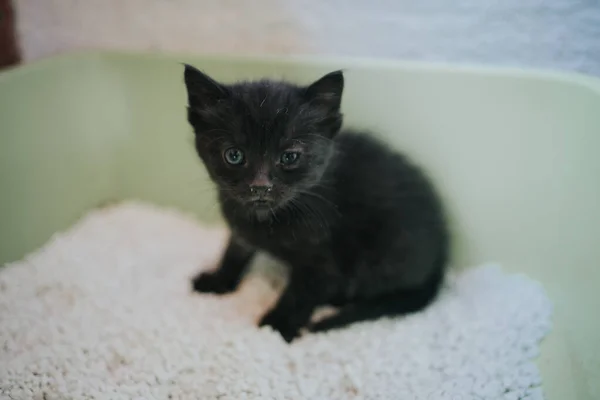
183 64 229 109
304 70 344 111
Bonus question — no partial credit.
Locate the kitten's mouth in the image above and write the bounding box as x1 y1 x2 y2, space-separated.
248 199 274 209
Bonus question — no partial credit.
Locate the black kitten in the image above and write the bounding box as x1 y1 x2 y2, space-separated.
183 65 449 342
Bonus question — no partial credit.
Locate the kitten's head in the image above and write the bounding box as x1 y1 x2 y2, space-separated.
183 65 344 216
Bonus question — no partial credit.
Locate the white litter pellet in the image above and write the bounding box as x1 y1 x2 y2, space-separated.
0 201 553 399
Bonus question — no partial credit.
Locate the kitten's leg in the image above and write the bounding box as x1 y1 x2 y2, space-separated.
309 267 444 333
259 265 336 342
192 235 255 294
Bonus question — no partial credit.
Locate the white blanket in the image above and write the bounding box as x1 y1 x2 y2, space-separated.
0 202 552 399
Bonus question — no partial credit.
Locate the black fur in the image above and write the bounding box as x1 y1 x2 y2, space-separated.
183 64 449 342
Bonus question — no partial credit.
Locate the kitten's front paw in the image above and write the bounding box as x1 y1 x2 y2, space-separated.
191 271 238 294
259 309 301 343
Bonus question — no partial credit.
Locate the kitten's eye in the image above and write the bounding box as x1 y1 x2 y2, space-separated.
280 151 301 166
223 147 245 165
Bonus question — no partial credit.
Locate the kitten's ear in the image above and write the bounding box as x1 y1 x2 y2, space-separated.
183 64 229 109
304 70 344 111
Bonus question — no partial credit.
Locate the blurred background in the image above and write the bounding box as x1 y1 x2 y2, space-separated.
1 0 600 74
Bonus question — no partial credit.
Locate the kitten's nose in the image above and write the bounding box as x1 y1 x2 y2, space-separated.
250 185 273 197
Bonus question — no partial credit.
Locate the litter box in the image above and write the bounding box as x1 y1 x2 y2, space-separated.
0 51 599 399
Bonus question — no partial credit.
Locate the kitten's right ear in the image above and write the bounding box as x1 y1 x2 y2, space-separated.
304 70 344 111
183 64 229 109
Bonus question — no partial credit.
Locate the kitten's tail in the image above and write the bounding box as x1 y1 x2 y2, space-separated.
309 264 445 333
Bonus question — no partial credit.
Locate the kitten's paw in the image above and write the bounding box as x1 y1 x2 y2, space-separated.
259 310 301 343
191 272 237 294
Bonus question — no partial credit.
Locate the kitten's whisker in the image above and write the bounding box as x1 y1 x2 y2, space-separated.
289 198 329 233
269 206 279 223
302 201 331 231
287 199 313 232
298 190 337 208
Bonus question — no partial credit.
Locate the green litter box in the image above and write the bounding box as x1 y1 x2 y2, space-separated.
1 51 599 399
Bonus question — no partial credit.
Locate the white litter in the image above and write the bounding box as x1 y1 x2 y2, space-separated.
0 202 552 400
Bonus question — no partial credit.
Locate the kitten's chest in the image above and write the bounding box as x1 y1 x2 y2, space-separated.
243 222 323 246
230 218 329 258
